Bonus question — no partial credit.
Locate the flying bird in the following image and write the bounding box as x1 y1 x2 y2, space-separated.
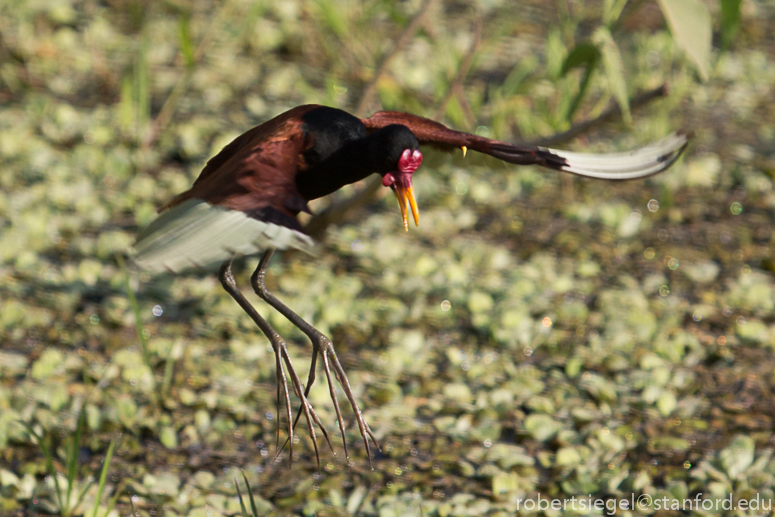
133 104 689 467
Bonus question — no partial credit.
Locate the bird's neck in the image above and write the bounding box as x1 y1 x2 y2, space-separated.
295 139 375 200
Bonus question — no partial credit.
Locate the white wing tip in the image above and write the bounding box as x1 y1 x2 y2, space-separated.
545 131 690 180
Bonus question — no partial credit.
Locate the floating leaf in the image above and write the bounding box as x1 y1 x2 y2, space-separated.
657 390 677 416
492 471 519 496
556 446 582 466
524 414 561 442
719 434 754 479
159 426 178 449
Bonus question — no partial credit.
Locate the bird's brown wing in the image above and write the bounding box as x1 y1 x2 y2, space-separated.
362 110 563 164
133 105 322 273
166 104 321 222
362 111 689 180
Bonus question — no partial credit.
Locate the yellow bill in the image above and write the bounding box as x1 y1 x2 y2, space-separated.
392 182 420 231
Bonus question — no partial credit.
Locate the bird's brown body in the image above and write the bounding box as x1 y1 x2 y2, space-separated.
133 104 689 467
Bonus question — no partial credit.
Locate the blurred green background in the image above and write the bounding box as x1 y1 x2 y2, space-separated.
2 0 775 515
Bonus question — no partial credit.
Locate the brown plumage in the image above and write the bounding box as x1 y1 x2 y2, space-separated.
162 105 317 224
133 104 689 468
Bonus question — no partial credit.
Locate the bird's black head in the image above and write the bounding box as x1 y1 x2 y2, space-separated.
367 124 423 231
294 121 423 221
366 125 421 172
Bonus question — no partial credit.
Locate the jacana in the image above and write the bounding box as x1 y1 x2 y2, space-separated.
133 104 689 467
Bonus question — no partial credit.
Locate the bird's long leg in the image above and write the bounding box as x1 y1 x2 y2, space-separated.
251 250 379 466
218 260 323 469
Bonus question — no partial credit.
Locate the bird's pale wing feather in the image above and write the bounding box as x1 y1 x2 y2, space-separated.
132 199 315 273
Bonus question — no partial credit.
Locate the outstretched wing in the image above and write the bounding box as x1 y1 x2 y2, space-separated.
362 111 689 180
133 106 320 274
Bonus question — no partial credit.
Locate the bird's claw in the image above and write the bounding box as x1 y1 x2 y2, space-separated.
271 338 331 469
321 340 380 467
275 336 379 468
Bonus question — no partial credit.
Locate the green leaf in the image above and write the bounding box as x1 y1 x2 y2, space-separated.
119 76 134 129
720 0 742 49
19 422 65 514
501 56 538 96
177 12 196 70
91 439 117 517
560 42 600 122
603 0 629 26
65 409 87 513
561 42 600 76
235 478 250 517
241 471 259 517
546 29 567 80
135 35 151 130
592 27 631 125
315 0 348 38
656 0 712 80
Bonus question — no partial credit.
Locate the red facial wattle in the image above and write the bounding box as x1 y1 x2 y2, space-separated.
382 149 422 231
399 148 423 173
